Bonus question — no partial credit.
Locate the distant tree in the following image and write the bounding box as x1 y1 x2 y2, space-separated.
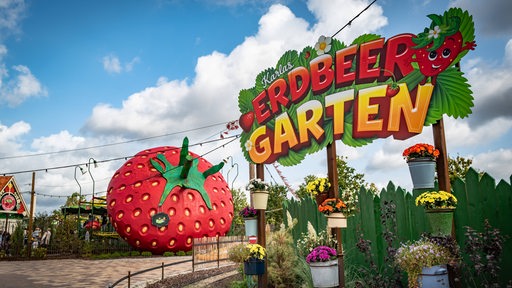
227 188 249 236
266 184 287 228
64 192 86 207
447 154 477 183
337 155 367 193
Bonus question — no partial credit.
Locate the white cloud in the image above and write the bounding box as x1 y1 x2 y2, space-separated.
0 120 30 155
473 148 512 181
31 131 86 152
0 64 47 107
102 54 122 74
102 54 140 74
0 0 26 39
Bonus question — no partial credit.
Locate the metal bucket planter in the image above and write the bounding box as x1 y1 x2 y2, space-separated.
426 209 454 236
407 158 436 189
244 218 257 237
418 265 449 287
309 259 339 288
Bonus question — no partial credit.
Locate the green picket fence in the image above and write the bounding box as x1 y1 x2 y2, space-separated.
283 168 512 286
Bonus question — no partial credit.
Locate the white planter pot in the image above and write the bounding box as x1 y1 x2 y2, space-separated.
251 190 269 210
418 264 449 288
326 212 347 228
309 259 339 288
244 218 257 237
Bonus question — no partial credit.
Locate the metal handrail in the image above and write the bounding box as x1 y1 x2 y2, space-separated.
108 258 192 288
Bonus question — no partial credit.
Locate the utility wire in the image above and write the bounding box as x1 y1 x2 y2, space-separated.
331 0 378 38
0 121 230 160
1 134 240 176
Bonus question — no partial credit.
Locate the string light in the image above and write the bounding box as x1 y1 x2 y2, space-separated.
1 134 240 176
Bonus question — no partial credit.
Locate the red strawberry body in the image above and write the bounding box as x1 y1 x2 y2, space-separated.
239 111 255 132
414 31 475 78
107 145 233 254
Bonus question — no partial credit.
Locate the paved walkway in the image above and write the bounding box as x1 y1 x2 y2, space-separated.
0 256 192 288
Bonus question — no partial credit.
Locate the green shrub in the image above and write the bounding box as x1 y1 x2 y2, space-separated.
163 251 174 257
267 228 307 287
111 252 122 258
141 251 152 257
228 243 249 263
186 250 193 256
32 247 47 259
81 242 93 258
130 251 141 256
176 251 186 256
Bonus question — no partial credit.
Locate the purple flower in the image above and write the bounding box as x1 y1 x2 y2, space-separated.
239 206 257 218
306 246 337 263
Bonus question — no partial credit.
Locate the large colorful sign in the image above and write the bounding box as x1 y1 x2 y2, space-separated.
238 8 476 166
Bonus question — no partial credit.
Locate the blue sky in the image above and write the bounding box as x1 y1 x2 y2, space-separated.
1 0 511 213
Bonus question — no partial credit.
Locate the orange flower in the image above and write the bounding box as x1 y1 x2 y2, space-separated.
318 198 347 215
403 143 439 161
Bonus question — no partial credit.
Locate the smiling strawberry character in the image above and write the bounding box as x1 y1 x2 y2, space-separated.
411 13 476 85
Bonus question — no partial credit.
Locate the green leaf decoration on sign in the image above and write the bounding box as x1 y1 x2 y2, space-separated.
444 8 475 64
424 67 473 125
278 147 308 167
238 88 256 113
351 34 382 46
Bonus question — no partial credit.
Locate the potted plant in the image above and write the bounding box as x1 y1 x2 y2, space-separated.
318 198 347 228
416 190 457 236
240 206 258 237
244 243 266 275
395 238 455 288
306 245 339 288
306 177 331 205
403 143 440 189
246 178 270 209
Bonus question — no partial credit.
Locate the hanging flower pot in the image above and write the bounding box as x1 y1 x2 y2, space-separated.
251 190 269 210
244 258 265 275
426 209 454 236
403 143 440 190
239 206 258 237
407 158 436 189
244 218 258 237
318 198 348 228
246 178 270 210
416 190 457 236
305 177 331 206
326 212 347 228
243 243 266 275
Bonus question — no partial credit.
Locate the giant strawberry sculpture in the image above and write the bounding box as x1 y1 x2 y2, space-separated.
107 138 233 254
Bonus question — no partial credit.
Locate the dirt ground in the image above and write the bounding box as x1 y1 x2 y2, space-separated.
146 264 242 288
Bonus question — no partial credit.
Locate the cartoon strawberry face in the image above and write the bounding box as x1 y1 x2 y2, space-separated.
107 138 233 254
411 14 476 84
415 31 466 77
